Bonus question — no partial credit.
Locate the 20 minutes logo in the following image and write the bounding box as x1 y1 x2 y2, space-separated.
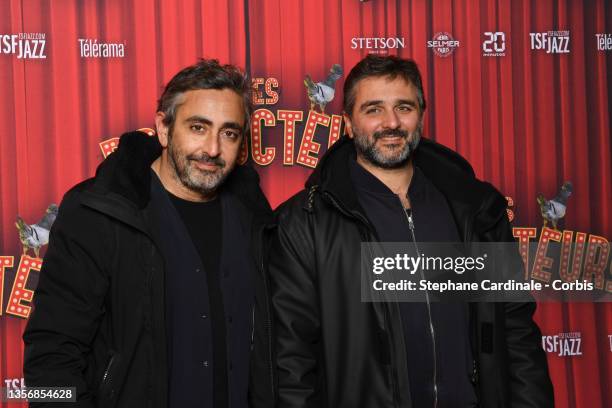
482 32 506 57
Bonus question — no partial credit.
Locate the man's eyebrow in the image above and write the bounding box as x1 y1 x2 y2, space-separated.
220 122 244 132
359 99 418 111
397 99 418 107
359 100 383 111
184 115 213 126
183 117 243 132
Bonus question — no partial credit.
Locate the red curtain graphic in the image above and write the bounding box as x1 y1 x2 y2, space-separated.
1 1 611 407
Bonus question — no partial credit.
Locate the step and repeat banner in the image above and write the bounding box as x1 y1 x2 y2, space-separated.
0 0 611 407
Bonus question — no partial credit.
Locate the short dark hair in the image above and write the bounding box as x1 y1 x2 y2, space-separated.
157 59 252 131
343 55 426 116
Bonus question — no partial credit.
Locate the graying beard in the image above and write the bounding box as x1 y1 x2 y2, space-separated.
355 125 422 169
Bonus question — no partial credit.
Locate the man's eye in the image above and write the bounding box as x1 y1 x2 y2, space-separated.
222 130 240 139
397 105 413 112
190 124 205 132
366 108 381 114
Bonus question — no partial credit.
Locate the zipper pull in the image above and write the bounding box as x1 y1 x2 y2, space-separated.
405 209 415 231
250 307 255 349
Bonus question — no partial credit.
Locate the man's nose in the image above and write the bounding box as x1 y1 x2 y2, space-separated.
201 133 220 157
381 110 400 129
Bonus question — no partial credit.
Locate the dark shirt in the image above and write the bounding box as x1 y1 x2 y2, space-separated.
168 193 228 408
350 157 477 408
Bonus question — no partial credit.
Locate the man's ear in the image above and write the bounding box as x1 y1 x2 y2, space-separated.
343 112 354 139
155 112 169 148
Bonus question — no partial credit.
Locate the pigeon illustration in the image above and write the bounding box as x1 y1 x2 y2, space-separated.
15 204 59 258
537 182 572 230
304 64 343 113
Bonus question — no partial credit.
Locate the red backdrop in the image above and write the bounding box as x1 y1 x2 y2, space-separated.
0 0 610 407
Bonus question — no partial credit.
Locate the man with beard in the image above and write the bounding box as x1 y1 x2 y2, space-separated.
23 59 273 408
266 55 553 407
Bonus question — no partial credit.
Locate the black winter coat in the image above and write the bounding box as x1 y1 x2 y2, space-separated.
22 131 274 408
266 136 554 408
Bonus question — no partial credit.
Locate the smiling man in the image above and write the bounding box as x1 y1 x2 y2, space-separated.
266 55 553 407
23 59 273 408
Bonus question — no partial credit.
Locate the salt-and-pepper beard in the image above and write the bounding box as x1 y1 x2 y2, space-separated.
167 130 232 196
353 120 423 169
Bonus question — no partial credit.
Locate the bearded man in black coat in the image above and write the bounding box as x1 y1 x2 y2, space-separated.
265 55 554 408
23 59 273 408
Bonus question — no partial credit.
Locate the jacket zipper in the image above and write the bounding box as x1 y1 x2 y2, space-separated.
404 209 439 408
258 225 276 400
250 306 255 347
147 241 166 408
99 354 116 393
263 265 275 399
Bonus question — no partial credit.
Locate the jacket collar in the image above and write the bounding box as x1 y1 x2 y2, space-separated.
306 136 507 239
90 131 161 209
81 131 272 230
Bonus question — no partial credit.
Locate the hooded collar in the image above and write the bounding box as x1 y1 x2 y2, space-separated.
306 136 507 239
91 131 161 209
83 131 272 227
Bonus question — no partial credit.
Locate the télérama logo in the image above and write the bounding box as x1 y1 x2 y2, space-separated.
78 38 126 58
0 33 47 59
596 33 611 51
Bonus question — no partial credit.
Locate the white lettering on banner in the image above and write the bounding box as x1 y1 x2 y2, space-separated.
596 34 612 51
351 37 406 49
542 332 582 357
78 39 125 58
529 31 570 54
350 37 405 54
482 32 506 56
0 33 46 59
427 32 460 57
3 378 25 390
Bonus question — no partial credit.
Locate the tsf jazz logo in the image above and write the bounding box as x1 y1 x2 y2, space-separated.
0 33 47 59
542 332 582 357
529 31 570 54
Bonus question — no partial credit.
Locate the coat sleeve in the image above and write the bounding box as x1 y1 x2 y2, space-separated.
487 205 555 407
268 201 323 408
22 190 110 408
504 301 554 408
